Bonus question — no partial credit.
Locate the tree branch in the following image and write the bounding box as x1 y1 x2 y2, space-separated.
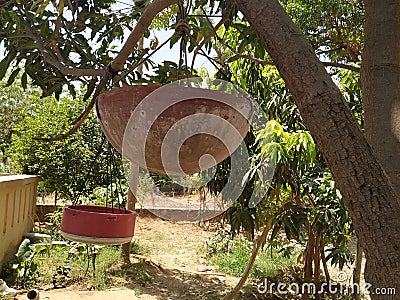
229 54 275 66
213 27 361 73
50 15 69 65
190 2 235 70
223 223 273 300
321 61 360 72
0 0 14 8
229 54 360 72
25 29 106 77
201 16 360 74
38 0 179 141
110 0 178 72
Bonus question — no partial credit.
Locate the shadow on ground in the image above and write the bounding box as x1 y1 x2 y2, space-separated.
109 258 237 300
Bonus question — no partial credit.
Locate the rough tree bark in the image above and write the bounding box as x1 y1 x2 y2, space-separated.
362 0 400 198
235 0 400 298
353 240 363 300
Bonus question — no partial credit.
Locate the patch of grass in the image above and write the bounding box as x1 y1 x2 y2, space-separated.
207 236 296 279
37 244 121 290
89 246 120 290
208 241 251 277
134 263 152 283
255 247 297 277
36 239 156 291
130 240 150 255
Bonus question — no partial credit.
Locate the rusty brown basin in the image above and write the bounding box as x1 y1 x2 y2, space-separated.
97 84 252 175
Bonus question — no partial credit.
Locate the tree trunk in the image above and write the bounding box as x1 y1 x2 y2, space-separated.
303 225 314 300
353 239 363 300
360 3 400 294
121 165 138 263
235 1 400 298
121 188 136 263
320 241 330 283
313 236 321 300
362 0 400 199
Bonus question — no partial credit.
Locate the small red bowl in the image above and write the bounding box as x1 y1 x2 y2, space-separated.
60 205 136 245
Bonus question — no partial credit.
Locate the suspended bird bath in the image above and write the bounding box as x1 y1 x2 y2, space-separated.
60 205 136 245
97 84 252 175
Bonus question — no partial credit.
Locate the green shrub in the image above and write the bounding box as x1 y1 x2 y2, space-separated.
45 207 64 240
2 239 47 288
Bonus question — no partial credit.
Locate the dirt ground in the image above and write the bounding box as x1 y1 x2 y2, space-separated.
11 207 366 300
14 212 243 300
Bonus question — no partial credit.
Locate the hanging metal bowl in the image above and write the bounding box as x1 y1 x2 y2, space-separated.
97 84 252 175
60 205 136 245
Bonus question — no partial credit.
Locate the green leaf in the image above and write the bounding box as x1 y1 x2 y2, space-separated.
237 40 247 54
83 79 96 102
0 52 14 81
169 35 180 48
16 239 31 262
30 0 43 10
6 68 21 87
270 220 282 240
26 64 45 88
21 72 28 89
34 245 47 253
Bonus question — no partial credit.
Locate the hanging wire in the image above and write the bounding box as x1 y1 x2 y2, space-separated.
198 48 232 81
176 0 192 81
106 143 111 213
70 135 129 213
114 0 134 7
106 142 122 213
178 0 185 19
115 34 175 85
109 146 128 213
72 137 106 207
112 0 194 85
190 6 242 84
186 0 192 16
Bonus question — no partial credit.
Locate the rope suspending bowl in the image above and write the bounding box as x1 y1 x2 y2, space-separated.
175 19 190 36
60 137 136 245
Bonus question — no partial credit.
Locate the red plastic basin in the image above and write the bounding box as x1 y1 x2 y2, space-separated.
60 205 136 245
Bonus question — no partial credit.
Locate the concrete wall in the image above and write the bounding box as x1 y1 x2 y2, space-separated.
0 175 40 271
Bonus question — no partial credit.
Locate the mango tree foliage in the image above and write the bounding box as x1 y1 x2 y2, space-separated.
282 0 364 63
0 77 39 171
249 120 353 269
8 90 110 199
0 0 153 98
0 0 363 97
